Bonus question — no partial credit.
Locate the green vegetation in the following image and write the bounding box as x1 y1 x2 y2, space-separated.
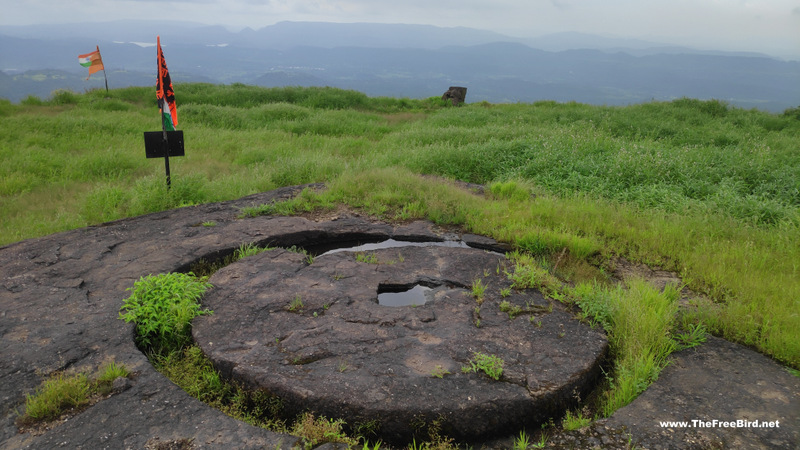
572 280 681 416
499 300 523 319
288 295 304 312
18 362 130 426
513 430 531 450
97 361 130 384
285 245 315 264
292 412 358 449
20 372 90 424
462 351 505 380
674 323 708 350
431 365 451 379
235 242 272 259
561 410 592 431
505 252 562 295
499 299 551 320
189 241 276 277
118 272 213 353
5 85 800 444
470 278 487 303
152 345 285 430
355 252 380 264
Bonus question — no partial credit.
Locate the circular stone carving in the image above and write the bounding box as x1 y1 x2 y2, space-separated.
193 243 607 444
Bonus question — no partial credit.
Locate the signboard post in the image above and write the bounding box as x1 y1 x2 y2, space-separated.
143 130 184 188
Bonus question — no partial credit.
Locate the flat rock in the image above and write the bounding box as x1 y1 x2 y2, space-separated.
194 245 608 444
595 336 798 449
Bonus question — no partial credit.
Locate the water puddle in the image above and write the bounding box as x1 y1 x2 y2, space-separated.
378 284 432 307
318 238 469 257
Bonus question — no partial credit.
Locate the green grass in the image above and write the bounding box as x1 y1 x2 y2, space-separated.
20 372 91 424
292 412 358 449
470 278 487 303
97 361 130 384
18 362 130 426
572 280 681 416
461 351 505 381
355 252 380 264
152 345 285 429
561 410 592 431
287 295 304 312
4 85 800 443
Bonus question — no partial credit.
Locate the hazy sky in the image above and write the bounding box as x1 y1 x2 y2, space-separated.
2 0 799 59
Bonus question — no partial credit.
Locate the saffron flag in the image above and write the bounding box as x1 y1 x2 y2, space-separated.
78 46 104 80
156 36 178 131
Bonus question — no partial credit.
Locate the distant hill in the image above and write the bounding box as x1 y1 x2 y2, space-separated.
235 21 517 50
1 21 798 112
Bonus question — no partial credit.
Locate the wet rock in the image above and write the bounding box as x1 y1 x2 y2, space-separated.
194 244 608 445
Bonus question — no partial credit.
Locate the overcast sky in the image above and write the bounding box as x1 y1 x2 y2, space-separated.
2 0 799 59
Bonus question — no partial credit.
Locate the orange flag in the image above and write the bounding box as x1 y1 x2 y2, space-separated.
78 46 104 80
156 36 178 130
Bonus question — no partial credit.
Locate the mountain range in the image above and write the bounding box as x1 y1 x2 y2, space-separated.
1 20 798 112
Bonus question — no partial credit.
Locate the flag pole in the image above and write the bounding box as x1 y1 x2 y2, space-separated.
157 37 171 189
161 103 171 190
97 46 109 93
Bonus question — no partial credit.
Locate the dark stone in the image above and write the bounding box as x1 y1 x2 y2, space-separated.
194 245 608 445
442 86 467 105
112 376 131 394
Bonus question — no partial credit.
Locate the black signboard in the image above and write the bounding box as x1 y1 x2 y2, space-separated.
144 130 185 158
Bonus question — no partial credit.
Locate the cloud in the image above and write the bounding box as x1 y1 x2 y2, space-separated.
1 0 797 59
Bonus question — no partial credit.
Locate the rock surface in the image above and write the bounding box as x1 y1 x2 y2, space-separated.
441 86 467 105
194 244 607 444
0 184 797 449
546 335 799 449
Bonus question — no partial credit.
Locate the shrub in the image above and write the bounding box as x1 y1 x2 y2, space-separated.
50 89 80 105
20 95 43 106
119 272 213 352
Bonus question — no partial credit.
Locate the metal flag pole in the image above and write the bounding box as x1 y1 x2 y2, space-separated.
144 35 183 190
98 45 109 93
161 100 171 189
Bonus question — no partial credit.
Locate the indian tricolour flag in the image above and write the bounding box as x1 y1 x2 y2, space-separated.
156 36 178 131
78 46 104 80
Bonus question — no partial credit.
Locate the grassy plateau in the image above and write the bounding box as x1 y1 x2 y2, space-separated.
3 84 799 446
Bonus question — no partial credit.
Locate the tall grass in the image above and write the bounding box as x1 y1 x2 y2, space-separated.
276 168 798 367
573 280 680 416
2 85 798 373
